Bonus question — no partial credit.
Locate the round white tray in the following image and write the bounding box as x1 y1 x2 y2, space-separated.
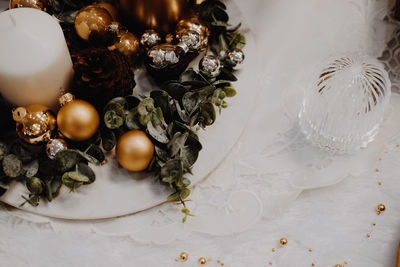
0 2 258 219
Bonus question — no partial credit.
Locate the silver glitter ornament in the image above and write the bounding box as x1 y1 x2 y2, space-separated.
226 48 245 69
46 139 68 159
177 29 202 52
148 44 181 69
199 55 221 78
140 29 162 49
176 17 209 50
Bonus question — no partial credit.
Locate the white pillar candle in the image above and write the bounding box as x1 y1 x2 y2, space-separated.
0 8 74 107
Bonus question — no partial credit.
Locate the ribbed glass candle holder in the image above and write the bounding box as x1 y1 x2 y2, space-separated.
299 54 391 153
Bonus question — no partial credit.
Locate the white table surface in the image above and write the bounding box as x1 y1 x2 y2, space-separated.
1 0 400 266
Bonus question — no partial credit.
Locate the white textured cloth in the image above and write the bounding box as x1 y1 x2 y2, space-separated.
1 0 400 266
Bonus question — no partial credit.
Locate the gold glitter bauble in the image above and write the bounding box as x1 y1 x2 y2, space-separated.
179 252 188 262
109 31 140 63
95 2 118 21
57 99 99 141
46 138 68 159
176 17 209 50
13 104 56 144
116 130 154 172
9 0 47 11
279 238 288 247
376 203 386 214
198 257 207 265
75 5 113 42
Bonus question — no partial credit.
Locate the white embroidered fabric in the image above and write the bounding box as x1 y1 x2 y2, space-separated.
1 0 400 266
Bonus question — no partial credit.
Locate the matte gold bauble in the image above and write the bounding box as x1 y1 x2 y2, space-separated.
57 99 99 141
109 31 141 63
118 0 193 34
75 5 113 42
95 2 118 21
9 0 48 11
116 130 154 172
176 17 209 49
13 104 56 144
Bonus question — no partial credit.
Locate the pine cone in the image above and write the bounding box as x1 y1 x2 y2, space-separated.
70 46 136 110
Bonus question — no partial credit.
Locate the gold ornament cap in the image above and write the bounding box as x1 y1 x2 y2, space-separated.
59 93 75 106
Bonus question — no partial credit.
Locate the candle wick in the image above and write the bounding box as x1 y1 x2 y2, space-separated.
8 14 16 26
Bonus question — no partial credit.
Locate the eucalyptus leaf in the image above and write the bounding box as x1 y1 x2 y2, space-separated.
27 177 44 195
200 102 216 126
0 142 8 161
23 160 39 178
104 110 124 129
181 146 199 169
223 87 237 97
54 150 83 173
228 32 246 50
218 68 238 81
3 154 23 178
182 92 199 115
147 122 169 144
104 97 128 112
101 128 116 151
167 132 189 158
163 82 186 100
138 98 155 115
125 108 141 130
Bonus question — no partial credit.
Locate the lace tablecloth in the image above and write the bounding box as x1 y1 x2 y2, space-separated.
1 0 400 266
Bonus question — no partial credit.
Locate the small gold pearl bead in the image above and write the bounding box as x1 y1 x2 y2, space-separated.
198 257 207 265
376 204 386 215
334 264 344 267
279 238 288 247
180 252 188 262
269 262 273 265
272 248 275 252
309 248 313 252
312 263 315 266
366 233 371 238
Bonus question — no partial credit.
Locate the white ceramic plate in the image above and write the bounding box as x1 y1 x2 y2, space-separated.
0 1 258 220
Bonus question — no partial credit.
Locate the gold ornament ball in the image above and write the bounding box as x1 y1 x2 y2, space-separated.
75 5 113 42
116 130 154 172
10 0 48 11
95 2 118 21
179 252 188 262
13 104 56 144
376 203 386 214
279 238 288 247
198 257 207 265
111 31 141 63
57 99 100 141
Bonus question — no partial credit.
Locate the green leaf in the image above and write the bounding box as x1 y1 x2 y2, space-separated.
163 82 186 100
182 92 199 115
228 32 246 50
101 128 116 151
26 177 44 195
200 102 216 126
167 132 189 157
181 146 199 169
167 192 180 201
61 163 95 191
0 142 8 161
218 68 238 81
23 160 39 178
3 154 23 178
147 122 169 144
180 188 191 200
138 98 155 116
125 108 141 130
104 110 124 129
223 87 237 97
54 150 83 173
104 97 128 112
